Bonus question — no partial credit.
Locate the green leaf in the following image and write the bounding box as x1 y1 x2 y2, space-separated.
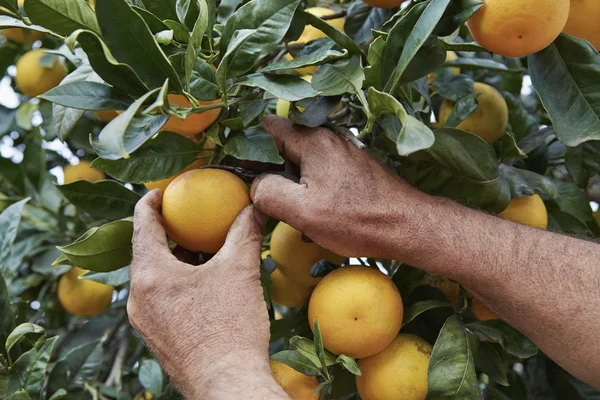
139 359 163 398
428 315 483 399
336 354 361 376
345 2 394 44
367 87 435 156
446 57 522 72
48 389 66 400
15 103 35 131
40 82 133 111
292 96 342 128
270 350 321 377
47 341 100 395
312 56 364 97
66 30 149 96
141 0 178 21
499 165 558 199
6 390 31 400
443 92 480 128
402 300 451 326
503 93 538 141
565 141 600 188
135 6 171 34
96 0 182 92
216 28 255 94
289 336 336 367
552 179 593 223
528 34 600 146
441 41 486 52
25 0 100 36
220 0 301 77
384 0 451 93
5 324 45 356
92 85 169 160
233 73 318 101
433 74 474 102
467 320 538 358
0 198 29 272
548 209 592 236
223 126 284 164
91 131 204 183
475 342 509 386
397 128 511 212
57 180 141 220
81 267 130 286
496 133 527 161
312 319 328 376
0 16 54 36
185 0 208 89
260 47 347 73
188 59 219 101
298 8 363 58
6 336 58 397
57 219 133 272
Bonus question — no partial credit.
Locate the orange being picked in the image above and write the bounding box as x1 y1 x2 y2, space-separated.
161 169 250 253
356 334 432 400
308 266 403 358
63 160 105 184
466 0 570 57
163 94 221 137
499 194 548 230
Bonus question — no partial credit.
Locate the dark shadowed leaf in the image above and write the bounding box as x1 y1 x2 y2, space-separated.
6 336 58 397
345 1 395 44
47 341 101 395
402 300 451 326
443 92 480 128
467 320 538 358
475 342 509 386
565 141 600 188
223 126 284 164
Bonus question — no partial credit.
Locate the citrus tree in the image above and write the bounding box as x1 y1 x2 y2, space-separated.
1 0 600 399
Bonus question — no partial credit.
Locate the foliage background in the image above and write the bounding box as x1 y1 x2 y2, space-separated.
1 0 600 399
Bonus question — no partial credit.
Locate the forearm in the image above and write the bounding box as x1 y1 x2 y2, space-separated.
173 351 290 400
400 196 600 388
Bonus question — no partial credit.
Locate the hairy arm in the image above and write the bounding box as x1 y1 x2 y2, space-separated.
252 115 600 389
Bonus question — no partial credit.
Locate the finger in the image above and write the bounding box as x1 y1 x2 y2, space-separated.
260 115 317 166
131 190 176 276
250 173 307 225
214 205 266 266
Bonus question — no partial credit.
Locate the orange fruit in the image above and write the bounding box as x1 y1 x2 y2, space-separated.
270 360 320 400
95 110 119 122
499 194 548 230
270 222 343 287
563 0 600 49
63 160 105 184
163 94 221 137
356 334 431 400
58 267 114 317
466 0 570 57
16 49 67 98
161 169 250 253
270 268 315 308
308 266 403 358
2 28 44 44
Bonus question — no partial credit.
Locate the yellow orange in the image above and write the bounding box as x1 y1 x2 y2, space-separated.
270 222 343 287
162 169 250 253
466 0 570 57
95 110 119 122
16 49 67 98
271 269 314 308
308 266 403 358
270 360 320 400
164 94 221 137
2 28 45 44
563 0 600 49
471 298 500 321
356 334 431 400
58 267 114 317
499 194 548 230
63 160 105 184
438 82 508 144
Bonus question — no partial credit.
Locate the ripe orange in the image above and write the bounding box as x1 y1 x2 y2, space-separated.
471 298 500 321
499 194 548 230
466 0 570 57
356 334 432 400
270 268 315 308
2 28 45 44
438 82 508 144
270 360 320 400
563 0 600 49
161 169 250 253
63 160 105 184
16 49 67 98
58 267 114 317
163 94 221 137
270 222 343 287
308 266 403 358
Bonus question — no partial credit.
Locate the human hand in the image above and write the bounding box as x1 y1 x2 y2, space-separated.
251 115 433 261
128 190 288 399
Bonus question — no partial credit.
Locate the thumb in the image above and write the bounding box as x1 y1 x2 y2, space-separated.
215 205 266 263
251 173 307 223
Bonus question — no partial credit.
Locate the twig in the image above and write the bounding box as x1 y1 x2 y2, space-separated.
127 341 147 368
102 310 128 349
322 122 366 150
321 10 347 20
327 107 350 121
105 333 130 387
273 47 288 64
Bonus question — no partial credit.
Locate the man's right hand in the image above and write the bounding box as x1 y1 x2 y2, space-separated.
251 115 433 260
